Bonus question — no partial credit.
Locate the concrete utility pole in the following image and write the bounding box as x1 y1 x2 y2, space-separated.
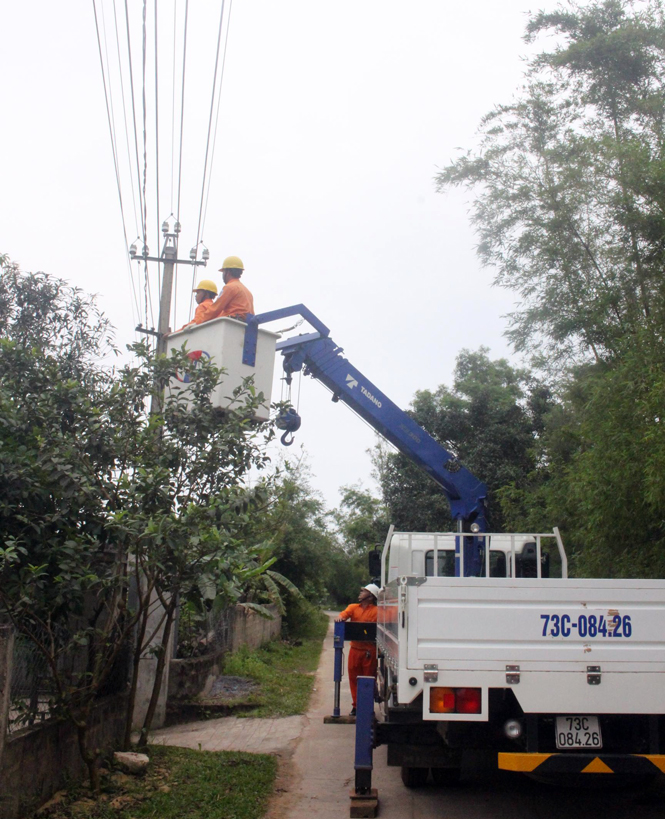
128 220 209 729
132 218 208 356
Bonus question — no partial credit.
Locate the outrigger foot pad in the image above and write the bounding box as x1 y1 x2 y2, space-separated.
349 788 378 818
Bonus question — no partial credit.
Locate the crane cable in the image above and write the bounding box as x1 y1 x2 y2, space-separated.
91 0 141 326
189 0 235 320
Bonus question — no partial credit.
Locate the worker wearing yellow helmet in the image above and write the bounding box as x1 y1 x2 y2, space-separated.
176 278 219 331
193 255 255 326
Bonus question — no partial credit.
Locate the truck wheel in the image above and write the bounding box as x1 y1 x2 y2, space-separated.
401 766 429 788
431 767 461 787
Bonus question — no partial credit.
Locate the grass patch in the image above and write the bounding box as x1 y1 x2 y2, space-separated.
34 745 276 819
221 607 328 718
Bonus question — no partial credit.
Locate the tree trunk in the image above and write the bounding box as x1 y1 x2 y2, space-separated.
123 600 150 749
76 716 101 796
137 603 175 748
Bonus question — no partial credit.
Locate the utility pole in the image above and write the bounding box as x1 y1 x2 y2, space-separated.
132 218 208 355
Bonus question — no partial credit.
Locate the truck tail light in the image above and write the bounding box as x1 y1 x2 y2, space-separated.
429 687 482 714
455 688 482 714
430 687 456 713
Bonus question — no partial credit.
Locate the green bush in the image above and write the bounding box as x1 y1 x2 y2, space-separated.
283 596 328 641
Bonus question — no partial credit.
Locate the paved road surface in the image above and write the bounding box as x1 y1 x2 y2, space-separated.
154 616 665 818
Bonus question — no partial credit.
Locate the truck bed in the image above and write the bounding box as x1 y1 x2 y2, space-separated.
378 576 665 717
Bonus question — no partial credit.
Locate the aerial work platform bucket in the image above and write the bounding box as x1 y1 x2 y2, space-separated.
166 317 278 421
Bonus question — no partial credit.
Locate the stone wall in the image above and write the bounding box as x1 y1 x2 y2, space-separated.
169 604 281 702
0 693 127 819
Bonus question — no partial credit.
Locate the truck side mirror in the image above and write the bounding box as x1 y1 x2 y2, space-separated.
368 547 382 581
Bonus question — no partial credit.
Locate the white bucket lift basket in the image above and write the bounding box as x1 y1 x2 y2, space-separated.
166 317 278 421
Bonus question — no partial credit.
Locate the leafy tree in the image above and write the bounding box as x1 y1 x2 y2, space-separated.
499 342 665 578
0 259 278 787
437 0 665 365
373 349 551 532
434 1 665 575
332 484 390 555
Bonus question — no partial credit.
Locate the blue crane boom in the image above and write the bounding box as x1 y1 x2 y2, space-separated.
242 305 488 575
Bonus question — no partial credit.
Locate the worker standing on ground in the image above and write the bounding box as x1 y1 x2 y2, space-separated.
335 584 380 716
176 280 218 331
193 255 254 324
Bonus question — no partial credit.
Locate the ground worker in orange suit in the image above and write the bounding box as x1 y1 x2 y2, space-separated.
335 584 380 716
176 279 218 331
193 255 255 324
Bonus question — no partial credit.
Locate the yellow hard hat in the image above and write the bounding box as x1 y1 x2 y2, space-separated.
219 255 244 271
193 279 218 294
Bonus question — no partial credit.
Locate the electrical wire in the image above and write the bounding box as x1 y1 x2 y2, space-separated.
200 0 234 241
170 0 178 215
173 0 190 331
91 0 141 326
190 0 234 318
123 0 147 254
111 0 141 242
153 0 161 303
175 0 189 224
194 0 227 253
140 0 154 329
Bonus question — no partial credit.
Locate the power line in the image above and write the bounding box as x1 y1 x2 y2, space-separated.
140 0 154 329
200 0 234 242
91 0 141 325
190 0 235 319
123 0 147 251
153 0 161 303
170 0 178 215
194 0 227 254
111 0 141 241
175 0 189 224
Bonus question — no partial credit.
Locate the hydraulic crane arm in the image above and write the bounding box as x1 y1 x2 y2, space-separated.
243 305 488 534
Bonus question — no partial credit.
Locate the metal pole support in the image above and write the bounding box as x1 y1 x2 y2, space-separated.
350 675 378 817
332 620 345 718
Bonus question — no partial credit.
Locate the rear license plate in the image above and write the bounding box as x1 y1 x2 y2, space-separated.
555 716 602 749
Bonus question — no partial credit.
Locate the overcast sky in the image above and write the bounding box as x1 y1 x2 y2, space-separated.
1 0 559 510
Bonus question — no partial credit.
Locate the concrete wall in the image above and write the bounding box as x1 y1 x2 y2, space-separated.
0 693 127 819
0 625 14 774
228 604 281 654
169 604 281 702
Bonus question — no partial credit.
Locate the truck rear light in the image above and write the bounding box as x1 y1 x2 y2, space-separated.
455 688 482 714
430 687 456 713
429 687 482 714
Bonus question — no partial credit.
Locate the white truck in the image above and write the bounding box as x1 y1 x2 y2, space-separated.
236 307 665 808
375 528 665 786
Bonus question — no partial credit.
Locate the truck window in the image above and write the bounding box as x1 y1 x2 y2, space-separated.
489 550 507 578
425 550 456 577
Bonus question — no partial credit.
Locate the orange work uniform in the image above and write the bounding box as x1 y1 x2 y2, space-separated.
194 278 254 324
337 603 378 707
177 297 214 331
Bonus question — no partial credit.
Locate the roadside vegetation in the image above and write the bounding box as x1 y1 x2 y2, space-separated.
30 746 276 819
375 0 665 579
220 603 329 718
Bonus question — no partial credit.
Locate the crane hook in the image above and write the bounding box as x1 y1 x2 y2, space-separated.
275 407 302 447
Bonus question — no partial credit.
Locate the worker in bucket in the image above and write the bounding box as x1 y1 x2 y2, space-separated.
176 279 218 330
335 584 380 716
193 255 255 324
